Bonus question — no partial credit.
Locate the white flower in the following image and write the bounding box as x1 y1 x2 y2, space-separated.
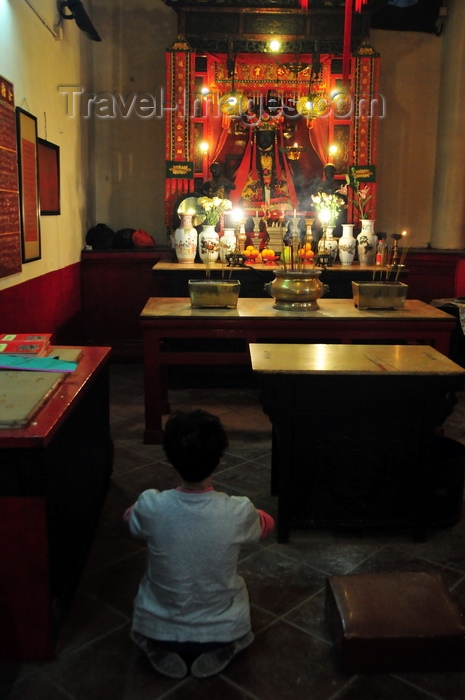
311 192 344 226
198 196 232 225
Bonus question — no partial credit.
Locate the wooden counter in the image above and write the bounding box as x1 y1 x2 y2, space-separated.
0 346 112 661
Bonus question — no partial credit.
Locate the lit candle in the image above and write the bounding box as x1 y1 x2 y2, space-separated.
255 210 258 218
293 209 296 218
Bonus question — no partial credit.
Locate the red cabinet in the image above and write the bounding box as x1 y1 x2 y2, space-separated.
405 250 465 302
81 249 173 360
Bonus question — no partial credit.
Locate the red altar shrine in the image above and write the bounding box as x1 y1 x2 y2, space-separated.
164 37 380 232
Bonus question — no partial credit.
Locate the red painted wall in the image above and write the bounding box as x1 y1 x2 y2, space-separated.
0 263 83 342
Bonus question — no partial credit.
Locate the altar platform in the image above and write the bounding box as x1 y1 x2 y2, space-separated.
151 261 409 299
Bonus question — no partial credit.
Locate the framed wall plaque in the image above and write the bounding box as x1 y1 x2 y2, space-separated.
16 107 41 262
0 75 22 279
37 138 60 215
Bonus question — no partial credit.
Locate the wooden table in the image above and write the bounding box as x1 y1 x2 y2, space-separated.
140 297 456 444
152 261 408 299
0 346 112 661
250 343 465 543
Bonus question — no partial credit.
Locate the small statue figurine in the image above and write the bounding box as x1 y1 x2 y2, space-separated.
200 162 236 200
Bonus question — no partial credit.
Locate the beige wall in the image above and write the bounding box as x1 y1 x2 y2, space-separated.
372 28 443 247
0 0 92 291
91 0 177 241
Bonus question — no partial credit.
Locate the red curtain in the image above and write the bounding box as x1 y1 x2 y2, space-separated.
308 115 330 168
210 115 231 165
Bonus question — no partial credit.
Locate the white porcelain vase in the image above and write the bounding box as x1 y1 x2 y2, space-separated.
356 220 377 266
198 224 220 264
174 214 197 264
318 225 338 262
338 223 356 266
219 228 237 263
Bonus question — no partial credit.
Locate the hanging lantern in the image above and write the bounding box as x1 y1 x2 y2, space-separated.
296 94 328 120
219 91 248 117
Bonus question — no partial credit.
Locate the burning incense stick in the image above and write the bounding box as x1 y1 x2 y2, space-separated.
395 244 409 281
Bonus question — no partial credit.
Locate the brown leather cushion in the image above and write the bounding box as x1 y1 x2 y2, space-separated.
326 571 465 673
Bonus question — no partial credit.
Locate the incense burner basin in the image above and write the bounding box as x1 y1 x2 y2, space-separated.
265 269 327 311
188 279 241 308
352 281 408 310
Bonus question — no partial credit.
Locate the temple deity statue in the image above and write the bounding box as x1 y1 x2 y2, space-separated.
200 162 236 200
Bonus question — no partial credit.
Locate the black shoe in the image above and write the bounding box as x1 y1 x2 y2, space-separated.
190 631 254 679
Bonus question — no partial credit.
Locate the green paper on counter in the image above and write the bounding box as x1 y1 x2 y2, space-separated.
0 354 78 372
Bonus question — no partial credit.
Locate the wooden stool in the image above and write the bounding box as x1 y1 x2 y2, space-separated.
326 571 465 673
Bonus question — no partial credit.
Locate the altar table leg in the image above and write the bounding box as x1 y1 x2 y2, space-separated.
143 330 166 444
270 427 279 497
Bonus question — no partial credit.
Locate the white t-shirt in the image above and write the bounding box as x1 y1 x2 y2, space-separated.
129 488 263 643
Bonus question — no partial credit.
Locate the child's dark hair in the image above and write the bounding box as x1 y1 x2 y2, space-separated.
163 410 229 482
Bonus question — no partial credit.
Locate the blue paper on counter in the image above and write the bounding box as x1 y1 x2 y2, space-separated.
0 355 78 372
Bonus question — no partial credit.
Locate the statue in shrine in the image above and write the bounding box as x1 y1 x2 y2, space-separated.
240 121 291 205
200 162 236 200
307 163 346 198
256 125 275 193
322 163 346 196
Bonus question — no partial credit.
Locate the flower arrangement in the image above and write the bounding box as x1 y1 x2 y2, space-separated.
346 168 373 220
197 196 232 225
311 192 345 226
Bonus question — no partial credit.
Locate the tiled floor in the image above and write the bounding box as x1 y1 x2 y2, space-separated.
3 363 465 699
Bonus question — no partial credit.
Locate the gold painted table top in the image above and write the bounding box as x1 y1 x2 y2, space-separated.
249 343 465 376
140 297 453 322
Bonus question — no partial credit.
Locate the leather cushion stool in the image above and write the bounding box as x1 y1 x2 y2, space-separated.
325 571 465 673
